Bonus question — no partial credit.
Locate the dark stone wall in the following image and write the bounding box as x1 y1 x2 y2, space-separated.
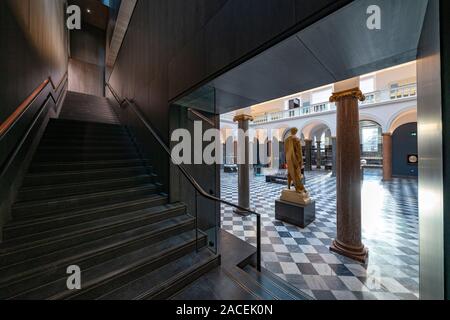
0 0 69 238
108 0 352 140
68 24 106 96
107 0 351 190
0 0 69 123
392 123 418 177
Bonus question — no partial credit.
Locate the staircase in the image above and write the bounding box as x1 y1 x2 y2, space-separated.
0 92 219 300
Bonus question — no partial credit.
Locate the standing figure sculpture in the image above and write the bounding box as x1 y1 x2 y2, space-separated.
280 128 311 205
285 128 305 193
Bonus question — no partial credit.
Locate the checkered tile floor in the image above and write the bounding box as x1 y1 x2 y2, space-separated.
221 170 419 300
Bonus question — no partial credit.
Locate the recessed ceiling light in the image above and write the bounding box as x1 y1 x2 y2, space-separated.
87 9 92 13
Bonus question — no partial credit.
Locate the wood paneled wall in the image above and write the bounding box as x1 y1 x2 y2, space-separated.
68 24 106 96
0 0 69 124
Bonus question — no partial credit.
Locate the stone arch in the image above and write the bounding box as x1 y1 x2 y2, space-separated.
300 119 333 140
359 113 386 132
387 107 418 134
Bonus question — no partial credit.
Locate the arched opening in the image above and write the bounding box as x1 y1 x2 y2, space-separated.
360 120 383 171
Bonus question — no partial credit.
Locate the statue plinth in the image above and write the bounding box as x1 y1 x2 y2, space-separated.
280 189 312 206
276 191 316 228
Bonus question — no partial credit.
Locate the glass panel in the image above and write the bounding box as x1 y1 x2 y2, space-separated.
170 85 219 254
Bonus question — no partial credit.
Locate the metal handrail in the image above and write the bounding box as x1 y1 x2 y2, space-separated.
106 82 262 271
0 73 68 179
0 72 67 138
187 108 215 127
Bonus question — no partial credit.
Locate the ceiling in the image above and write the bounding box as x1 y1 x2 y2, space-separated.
69 0 109 30
177 0 428 114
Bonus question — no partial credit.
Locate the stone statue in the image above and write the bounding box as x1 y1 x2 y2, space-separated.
285 128 305 192
281 128 311 205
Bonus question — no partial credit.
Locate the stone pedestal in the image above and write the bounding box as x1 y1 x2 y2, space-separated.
382 133 393 181
233 114 253 215
329 86 368 264
275 199 316 228
304 139 312 171
280 189 312 205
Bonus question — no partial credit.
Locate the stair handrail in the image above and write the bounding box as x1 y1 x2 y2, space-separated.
0 72 68 137
0 73 68 180
106 82 261 272
187 108 215 127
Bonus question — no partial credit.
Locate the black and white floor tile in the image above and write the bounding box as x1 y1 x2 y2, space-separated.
220 170 419 300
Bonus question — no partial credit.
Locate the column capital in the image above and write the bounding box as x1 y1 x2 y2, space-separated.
330 87 365 103
233 114 254 122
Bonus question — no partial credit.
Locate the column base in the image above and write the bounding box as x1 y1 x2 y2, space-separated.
330 239 369 264
234 208 252 217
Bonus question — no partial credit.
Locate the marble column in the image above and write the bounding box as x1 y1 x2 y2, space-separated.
233 114 253 215
316 141 322 169
331 137 337 177
304 139 312 171
382 133 393 181
330 87 368 263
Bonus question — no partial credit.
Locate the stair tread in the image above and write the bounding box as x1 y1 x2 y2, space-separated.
3 203 186 247
0 215 195 285
243 265 311 300
6 194 168 229
30 159 150 168
96 249 217 300
13 184 159 210
11 231 205 300
48 118 123 128
23 166 151 184
20 174 154 193
222 266 279 300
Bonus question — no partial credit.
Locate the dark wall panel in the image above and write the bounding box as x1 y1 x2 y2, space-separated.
109 0 350 139
0 0 68 123
69 24 106 96
70 24 106 66
107 0 351 210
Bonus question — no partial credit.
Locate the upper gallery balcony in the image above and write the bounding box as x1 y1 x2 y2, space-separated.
250 83 417 125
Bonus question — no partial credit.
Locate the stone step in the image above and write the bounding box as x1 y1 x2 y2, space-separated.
39 232 208 300
82 249 219 300
17 174 156 202
0 215 196 290
4 195 168 237
12 184 161 219
23 166 151 187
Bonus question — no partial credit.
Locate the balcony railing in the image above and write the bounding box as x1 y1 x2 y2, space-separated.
360 83 417 105
252 83 416 125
